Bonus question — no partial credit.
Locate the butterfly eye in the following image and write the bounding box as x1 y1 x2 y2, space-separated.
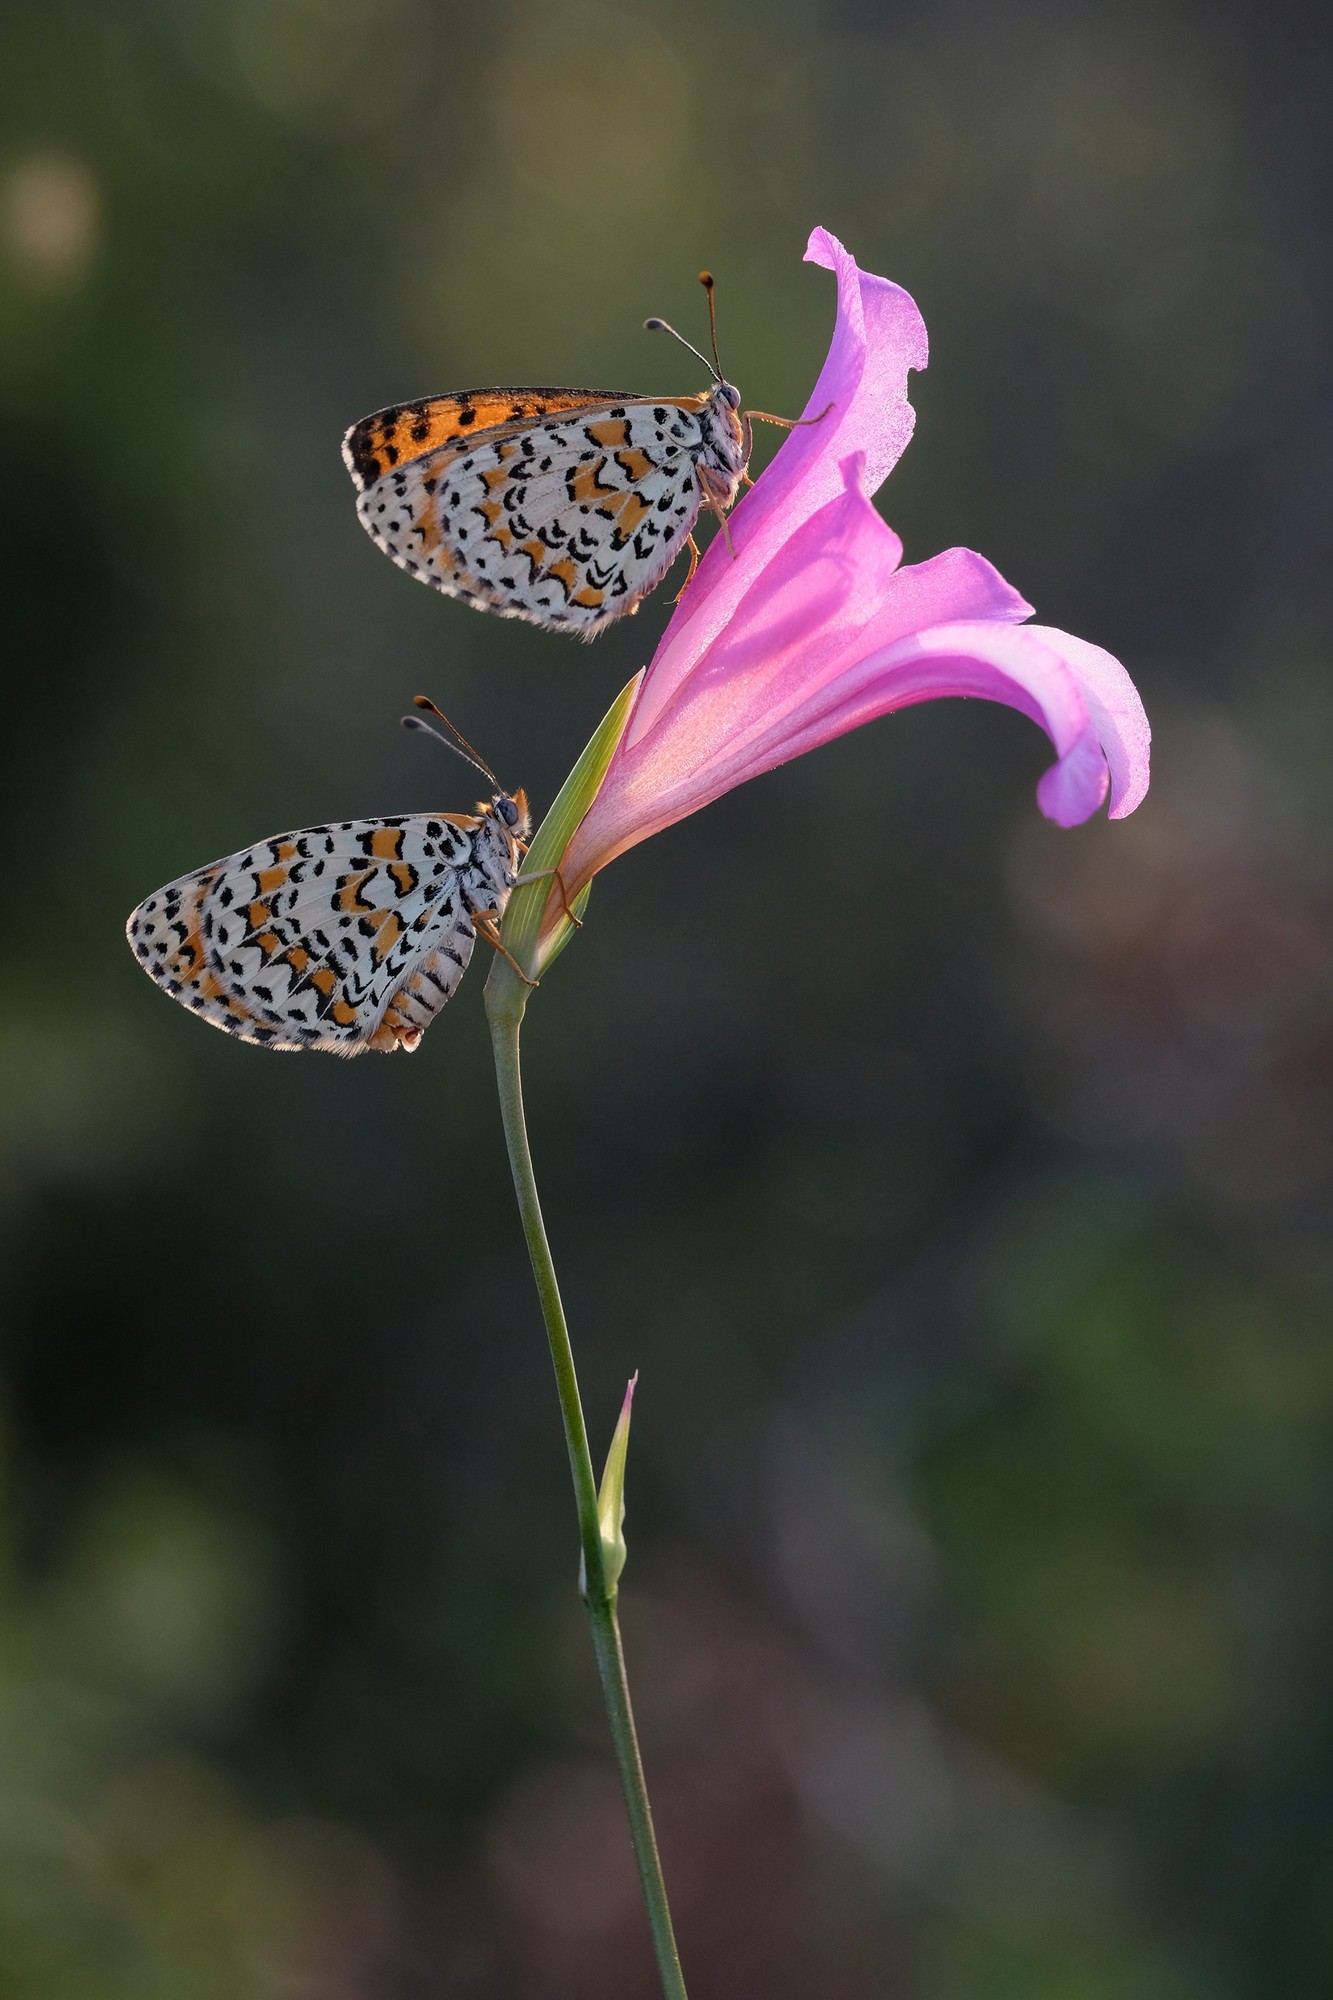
500 796 520 826
722 383 741 409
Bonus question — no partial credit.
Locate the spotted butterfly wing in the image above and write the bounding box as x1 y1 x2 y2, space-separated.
343 389 637 484
127 794 528 1056
342 381 749 637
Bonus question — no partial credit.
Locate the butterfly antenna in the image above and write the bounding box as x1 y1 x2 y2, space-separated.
643 314 719 383
698 271 725 381
401 713 486 773
402 696 501 787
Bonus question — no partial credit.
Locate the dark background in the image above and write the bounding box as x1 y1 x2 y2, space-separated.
3 1 1332 1993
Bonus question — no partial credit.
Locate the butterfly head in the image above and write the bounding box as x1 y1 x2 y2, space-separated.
494 787 531 840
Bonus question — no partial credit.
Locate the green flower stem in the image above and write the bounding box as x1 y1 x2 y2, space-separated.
484 970 689 2000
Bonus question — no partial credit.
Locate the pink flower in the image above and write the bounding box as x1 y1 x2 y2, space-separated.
545 228 1150 941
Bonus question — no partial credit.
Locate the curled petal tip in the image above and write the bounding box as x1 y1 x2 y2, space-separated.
1026 627 1152 821
1037 733 1113 826
803 225 840 269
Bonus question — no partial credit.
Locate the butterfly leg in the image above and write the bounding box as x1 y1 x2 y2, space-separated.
514 865 583 929
716 506 738 561
473 908 539 986
745 400 835 430
672 533 702 602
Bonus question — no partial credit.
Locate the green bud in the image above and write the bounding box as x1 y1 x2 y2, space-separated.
593 1372 637 1597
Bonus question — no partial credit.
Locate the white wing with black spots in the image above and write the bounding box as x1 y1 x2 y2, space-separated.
127 797 528 1055
354 401 727 637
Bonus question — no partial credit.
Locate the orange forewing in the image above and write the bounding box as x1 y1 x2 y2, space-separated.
342 386 710 489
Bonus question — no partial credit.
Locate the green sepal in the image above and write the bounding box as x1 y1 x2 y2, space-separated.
500 672 640 978
538 881 592 972
596 1372 637 1595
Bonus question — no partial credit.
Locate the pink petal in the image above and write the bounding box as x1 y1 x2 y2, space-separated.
700 620 1115 828
1025 626 1152 819
562 537 1133 903
795 620 1115 826
632 476 1030 788
745 229 930 546
630 231 929 743
863 541 1033 648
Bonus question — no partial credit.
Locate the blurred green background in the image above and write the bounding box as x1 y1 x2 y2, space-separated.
2 0 1331 1993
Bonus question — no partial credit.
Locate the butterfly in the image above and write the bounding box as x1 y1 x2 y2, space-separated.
342 274 817 638
126 704 547 1056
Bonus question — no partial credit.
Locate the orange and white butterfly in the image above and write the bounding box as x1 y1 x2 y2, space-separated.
342 275 803 638
126 707 536 1056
